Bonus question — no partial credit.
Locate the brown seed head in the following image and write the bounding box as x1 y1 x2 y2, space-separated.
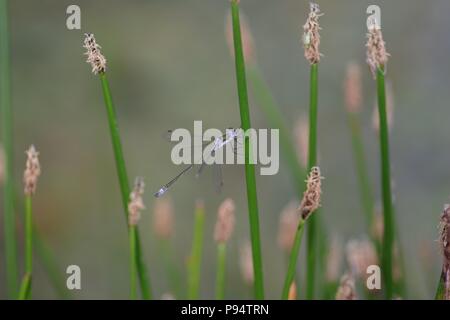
225 11 255 65
366 19 389 78
440 205 450 269
346 238 378 278
298 166 323 220
153 196 174 239
302 3 322 64
344 63 362 113
278 201 300 252
294 117 308 168
83 33 107 75
23 145 41 196
128 177 145 226
239 241 254 286
335 274 357 300
214 198 236 243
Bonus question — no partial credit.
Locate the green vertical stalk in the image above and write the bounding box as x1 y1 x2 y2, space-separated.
282 219 305 299
34 230 72 299
375 67 394 299
435 269 446 300
0 0 18 298
306 63 319 300
346 113 380 254
99 73 151 299
187 202 205 299
230 0 264 300
18 196 33 300
160 239 183 298
129 226 137 299
215 243 227 300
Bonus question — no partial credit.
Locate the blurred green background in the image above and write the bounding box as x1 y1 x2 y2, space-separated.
1 0 450 299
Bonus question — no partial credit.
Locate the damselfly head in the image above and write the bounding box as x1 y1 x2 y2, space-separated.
154 186 168 198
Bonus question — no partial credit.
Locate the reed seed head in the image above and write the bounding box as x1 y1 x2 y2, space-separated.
278 201 300 252
440 205 450 272
294 117 309 168
128 177 145 226
366 18 389 78
214 198 236 243
225 11 255 65
335 274 357 300
298 166 323 220
302 3 322 65
344 63 363 113
24 145 41 196
83 33 107 75
346 238 378 278
153 196 174 239
239 241 254 286
288 282 297 300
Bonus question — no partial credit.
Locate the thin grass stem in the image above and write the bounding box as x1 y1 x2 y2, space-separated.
99 73 151 299
230 0 264 300
187 202 205 299
282 219 305 299
0 0 18 298
376 67 394 299
129 226 137 299
306 63 319 300
215 243 227 300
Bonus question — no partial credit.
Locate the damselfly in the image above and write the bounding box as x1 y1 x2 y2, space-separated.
154 128 242 197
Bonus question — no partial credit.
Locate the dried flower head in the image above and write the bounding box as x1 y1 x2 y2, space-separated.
335 274 357 300
239 241 254 286
0 144 4 185
288 282 297 300
346 238 378 278
83 33 107 75
298 166 323 220
278 201 300 252
128 177 145 226
372 81 394 133
225 10 255 65
23 145 41 196
366 18 389 78
302 3 322 64
371 209 384 243
153 196 174 239
326 236 343 283
440 204 450 299
344 63 362 113
294 117 308 168
214 198 236 243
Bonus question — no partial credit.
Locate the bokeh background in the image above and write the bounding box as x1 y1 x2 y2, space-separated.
1 0 450 299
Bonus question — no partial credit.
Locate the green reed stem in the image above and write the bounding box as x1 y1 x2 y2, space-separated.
247 65 305 192
99 73 151 299
306 63 319 300
18 196 33 300
34 230 72 299
215 243 227 300
434 269 446 300
230 0 264 300
282 219 305 299
346 112 381 254
375 67 394 299
129 226 137 299
187 202 205 299
160 239 183 298
0 0 18 298
18 273 31 300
